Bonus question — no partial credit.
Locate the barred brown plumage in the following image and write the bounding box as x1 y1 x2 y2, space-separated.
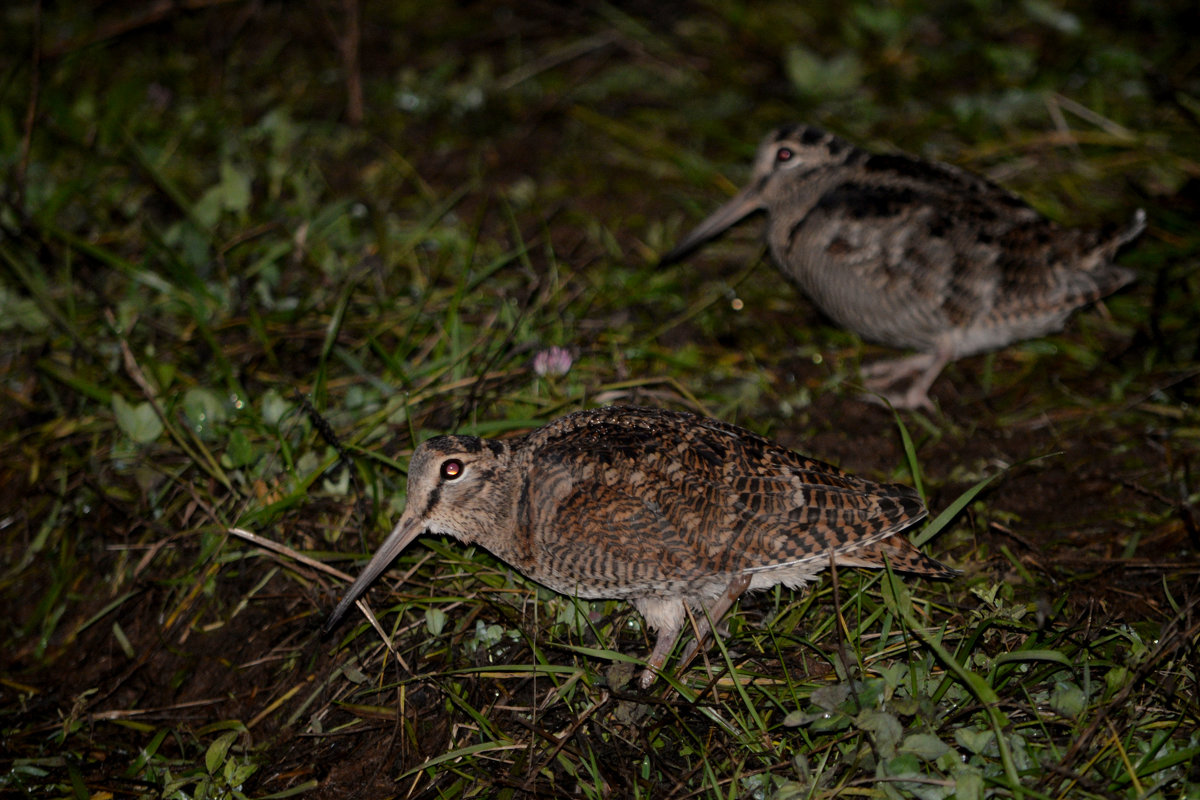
663 124 1144 410
324 405 954 688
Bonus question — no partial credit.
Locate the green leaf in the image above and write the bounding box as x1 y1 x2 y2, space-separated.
992 648 1072 669
205 730 238 774
261 389 292 427
1049 679 1087 718
112 393 163 443
472 620 503 649
811 682 852 710
953 765 985 800
807 710 853 733
398 739 518 781
880 566 913 618
954 727 994 755
1105 665 1132 697
856 709 902 759
226 758 257 788
221 429 257 468
891 407 924 499
882 751 921 778
781 709 808 727
184 387 228 436
784 45 862 99
425 607 447 636
0 286 51 332
900 733 951 762
194 160 253 227
342 662 367 684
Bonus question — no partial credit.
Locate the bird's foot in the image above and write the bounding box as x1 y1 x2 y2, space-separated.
640 627 680 689
858 383 936 412
859 353 945 411
639 575 751 689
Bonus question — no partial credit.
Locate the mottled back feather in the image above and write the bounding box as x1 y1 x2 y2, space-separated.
507 406 939 598
326 405 955 684
664 124 1143 408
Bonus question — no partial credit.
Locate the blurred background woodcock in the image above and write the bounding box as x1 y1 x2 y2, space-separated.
663 124 1145 410
325 405 954 688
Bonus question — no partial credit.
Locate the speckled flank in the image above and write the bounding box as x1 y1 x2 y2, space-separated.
665 124 1144 410
328 405 955 687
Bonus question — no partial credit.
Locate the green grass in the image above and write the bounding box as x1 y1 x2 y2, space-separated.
2 1 1199 798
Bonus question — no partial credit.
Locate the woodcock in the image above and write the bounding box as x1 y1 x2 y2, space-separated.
663 124 1145 410
324 406 954 688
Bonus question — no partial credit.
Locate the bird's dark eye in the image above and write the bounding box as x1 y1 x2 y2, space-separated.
775 147 794 163
440 459 464 480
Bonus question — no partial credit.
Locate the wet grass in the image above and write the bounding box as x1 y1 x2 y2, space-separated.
2 1 1199 798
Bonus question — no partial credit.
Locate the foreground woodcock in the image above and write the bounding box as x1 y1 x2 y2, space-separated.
663 124 1145 410
324 406 954 687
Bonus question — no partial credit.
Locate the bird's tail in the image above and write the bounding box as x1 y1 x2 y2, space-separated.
835 535 958 579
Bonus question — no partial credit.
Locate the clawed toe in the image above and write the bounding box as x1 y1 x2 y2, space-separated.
858 382 936 412
858 352 946 411
640 575 751 688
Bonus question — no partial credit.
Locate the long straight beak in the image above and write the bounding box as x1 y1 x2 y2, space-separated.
660 184 766 264
322 512 424 634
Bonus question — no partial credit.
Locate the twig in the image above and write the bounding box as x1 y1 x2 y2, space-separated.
229 526 416 673
228 527 352 581
1052 92 1136 140
317 0 364 124
43 0 244 58
16 0 42 206
495 32 620 91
